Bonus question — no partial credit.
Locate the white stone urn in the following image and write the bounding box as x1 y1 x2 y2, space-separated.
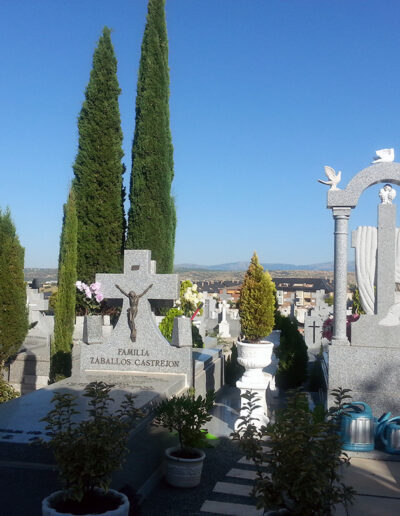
235 340 275 430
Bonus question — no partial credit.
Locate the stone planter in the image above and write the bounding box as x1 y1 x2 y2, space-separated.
165 446 206 488
235 340 274 430
42 488 129 516
237 340 274 382
83 315 103 345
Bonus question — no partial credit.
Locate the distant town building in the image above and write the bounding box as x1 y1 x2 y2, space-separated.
274 277 333 325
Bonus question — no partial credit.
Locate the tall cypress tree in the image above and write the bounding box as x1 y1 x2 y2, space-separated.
0 208 28 366
73 27 125 284
51 188 77 381
126 0 176 273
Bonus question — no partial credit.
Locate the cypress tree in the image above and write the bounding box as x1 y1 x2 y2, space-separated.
51 189 78 381
73 27 125 284
0 208 28 366
126 0 176 273
239 252 276 342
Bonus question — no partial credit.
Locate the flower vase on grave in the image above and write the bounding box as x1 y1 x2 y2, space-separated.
83 315 103 345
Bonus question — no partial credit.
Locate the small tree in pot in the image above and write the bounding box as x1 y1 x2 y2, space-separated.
235 252 276 428
40 381 142 516
232 388 356 515
239 251 275 343
153 389 215 488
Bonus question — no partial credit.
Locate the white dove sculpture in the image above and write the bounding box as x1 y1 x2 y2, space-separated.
372 148 394 163
318 166 341 190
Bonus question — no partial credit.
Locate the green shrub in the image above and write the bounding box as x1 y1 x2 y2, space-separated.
153 389 215 457
159 308 183 340
41 382 141 503
239 252 275 342
275 316 308 390
0 376 20 403
191 324 203 348
308 358 325 392
232 388 355 515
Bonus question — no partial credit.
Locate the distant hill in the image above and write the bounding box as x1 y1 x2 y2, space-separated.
176 261 355 272
24 268 58 282
24 261 355 285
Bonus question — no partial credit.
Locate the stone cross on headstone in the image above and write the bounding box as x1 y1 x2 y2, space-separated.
80 250 192 380
308 320 320 344
96 250 178 344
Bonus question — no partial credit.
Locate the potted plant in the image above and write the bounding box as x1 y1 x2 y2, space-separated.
235 252 276 427
238 251 276 378
153 389 215 488
232 387 356 515
40 381 141 516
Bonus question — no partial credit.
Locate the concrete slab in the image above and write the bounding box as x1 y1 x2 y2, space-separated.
201 500 263 515
335 495 400 516
213 481 252 497
227 468 257 480
343 458 400 498
0 372 186 448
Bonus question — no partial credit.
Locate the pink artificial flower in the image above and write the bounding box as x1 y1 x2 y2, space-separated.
84 286 92 299
75 281 83 291
95 292 104 303
90 282 101 294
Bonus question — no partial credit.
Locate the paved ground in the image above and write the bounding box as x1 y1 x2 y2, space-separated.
1 385 400 515
141 386 400 516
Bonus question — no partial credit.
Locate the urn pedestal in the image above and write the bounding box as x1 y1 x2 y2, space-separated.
235 340 274 430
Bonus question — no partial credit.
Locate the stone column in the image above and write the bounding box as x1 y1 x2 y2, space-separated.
332 207 351 345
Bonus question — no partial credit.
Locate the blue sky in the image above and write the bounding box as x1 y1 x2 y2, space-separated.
1 0 400 268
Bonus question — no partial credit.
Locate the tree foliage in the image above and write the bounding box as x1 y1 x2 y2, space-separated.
51 188 78 382
73 27 125 284
126 0 176 273
239 252 275 342
232 388 355 515
159 307 183 340
351 287 365 315
0 375 20 403
0 208 28 366
41 382 141 503
275 315 308 389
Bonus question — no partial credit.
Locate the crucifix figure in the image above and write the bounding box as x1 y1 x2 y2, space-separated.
96 250 178 345
115 283 153 342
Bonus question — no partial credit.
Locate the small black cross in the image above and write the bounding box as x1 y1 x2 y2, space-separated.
308 320 320 344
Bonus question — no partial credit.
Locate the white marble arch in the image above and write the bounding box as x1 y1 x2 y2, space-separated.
327 162 400 209
326 162 400 345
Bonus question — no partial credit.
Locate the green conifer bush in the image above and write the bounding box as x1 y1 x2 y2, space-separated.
126 0 176 273
51 189 78 382
239 252 275 342
0 208 28 366
73 27 125 284
275 315 308 389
